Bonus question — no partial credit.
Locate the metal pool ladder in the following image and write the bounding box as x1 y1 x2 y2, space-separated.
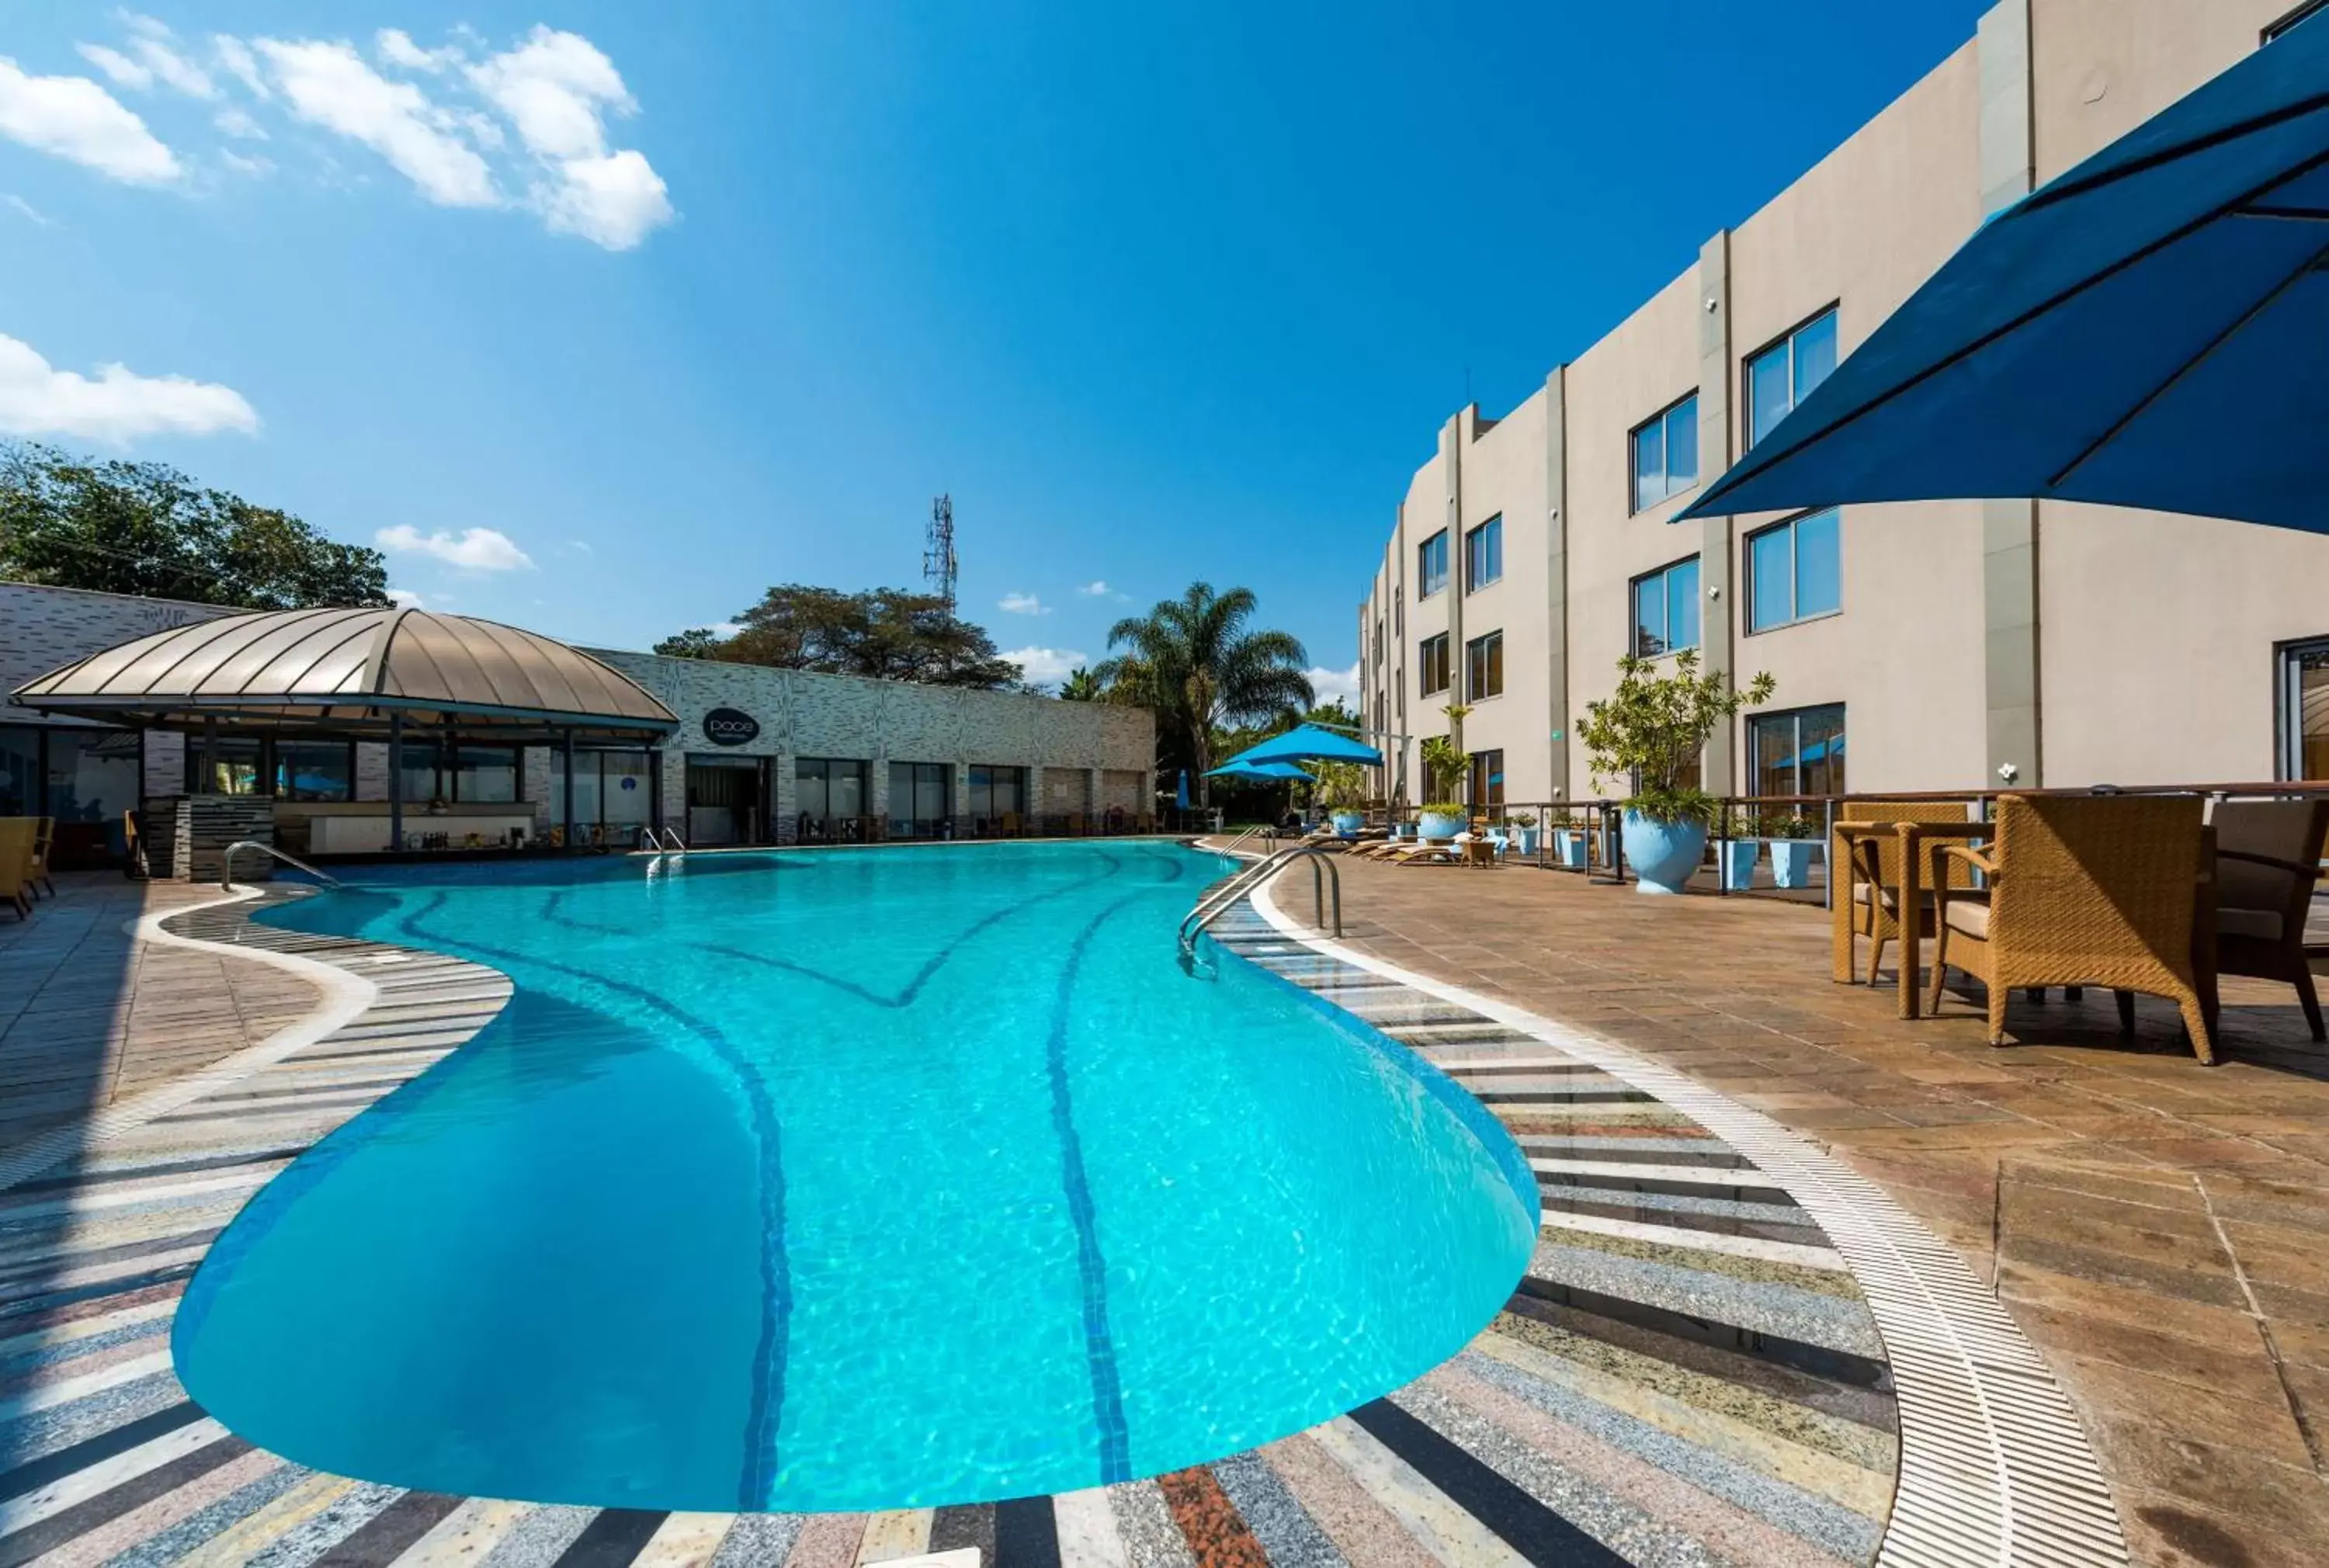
221 841 345 893
1178 842 1341 972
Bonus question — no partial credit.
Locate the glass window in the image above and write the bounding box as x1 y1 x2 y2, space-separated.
1374 619 1385 665
1393 588 1402 637
47 730 141 824
1747 508 1842 633
1469 748 1505 810
0 727 42 817
201 737 264 796
889 761 952 838
1465 515 1503 591
1418 633 1450 696
2284 640 2329 780
1630 557 1701 657
1417 530 1449 597
1629 394 1700 512
274 741 352 803
1465 630 1504 700
455 745 519 803
967 765 1026 820
1746 307 1838 449
1750 704 1848 800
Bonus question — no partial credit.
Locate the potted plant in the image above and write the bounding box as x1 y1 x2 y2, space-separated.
1576 650 1775 895
1417 735 1468 840
1507 810 1539 856
1314 760 1367 836
1546 809 1587 867
1720 830 1761 890
1766 811 1820 888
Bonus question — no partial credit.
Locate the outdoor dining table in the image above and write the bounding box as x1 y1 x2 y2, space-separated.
1841 812 2220 1027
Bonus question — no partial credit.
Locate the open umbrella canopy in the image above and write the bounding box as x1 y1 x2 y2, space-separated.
1227 723 1385 768
1205 758 1317 781
1679 20 2329 535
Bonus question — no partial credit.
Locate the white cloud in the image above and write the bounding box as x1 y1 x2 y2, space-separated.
386 587 426 609
213 106 265 140
75 43 151 91
0 331 259 443
2 193 50 225
211 36 268 101
130 36 215 100
255 38 498 207
376 29 462 74
219 148 271 178
561 538 594 555
467 26 672 249
1076 580 1109 596
1003 647 1088 689
0 57 179 183
998 591 1049 616
1305 661 1361 709
375 524 534 571
711 620 744 638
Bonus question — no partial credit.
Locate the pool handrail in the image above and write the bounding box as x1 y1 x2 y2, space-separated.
222 841 345 893
1179 842 1342 963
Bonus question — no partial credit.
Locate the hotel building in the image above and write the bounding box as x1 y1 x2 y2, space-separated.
1356 0 2329 810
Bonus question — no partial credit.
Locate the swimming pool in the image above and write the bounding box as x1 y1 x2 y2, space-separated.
173 842 1538 1512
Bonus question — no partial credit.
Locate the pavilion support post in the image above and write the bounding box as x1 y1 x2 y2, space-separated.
200 716 219 796
388 713 404 854
563 730 576 852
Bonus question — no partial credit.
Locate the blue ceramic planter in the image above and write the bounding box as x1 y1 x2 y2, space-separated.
1720 839 1760 890
1331 810 1366 835
1771 840 1814 889
1621 811 1709 895
1418 810 1464 841
1553 830 1587 868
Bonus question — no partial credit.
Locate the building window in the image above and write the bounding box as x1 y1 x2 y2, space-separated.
1418 633 1450 697
397 741 522 803
564 750 655 834
1465 515 1503 591
1749 704 1847 800
1745 307 1838 449
888 761 953 838
1630 394 1699 512
273 740 353 802
967 764 1027 822
2282 638 2329 780
796 756 869 834
1469 748 1505 810
1374 619 1385 665
0 728 36 817
1465 630 1504 700
203 737 264 796
1418 530 1449 598
1630 557 1702 657
1746 508 1841 633
1394 588 1403 637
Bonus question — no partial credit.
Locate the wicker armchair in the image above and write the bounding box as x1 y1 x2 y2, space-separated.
27 817 54 898
0 819 34 918
2209 797 2328 1041
1927 794 2214 1060
1831 799 1984 987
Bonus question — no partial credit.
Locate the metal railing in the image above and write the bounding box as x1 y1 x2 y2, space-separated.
221 841 345 892
633 826 686 855
1178 843 1342 969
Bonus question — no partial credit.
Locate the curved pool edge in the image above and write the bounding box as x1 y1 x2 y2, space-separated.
1246 873 2132 1568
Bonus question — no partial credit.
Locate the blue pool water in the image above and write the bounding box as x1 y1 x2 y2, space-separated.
175 842 1539 1511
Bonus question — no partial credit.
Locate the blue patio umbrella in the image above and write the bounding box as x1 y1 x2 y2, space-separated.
1175 770 1190 811
1205 758 1317 782
1225 723 1386 769
1679 20 2329 536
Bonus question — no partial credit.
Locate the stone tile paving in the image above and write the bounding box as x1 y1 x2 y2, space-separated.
1308 852 2329 1568
0 872 322 1158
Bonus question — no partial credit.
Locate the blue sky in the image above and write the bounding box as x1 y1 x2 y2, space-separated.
0 2 1991 699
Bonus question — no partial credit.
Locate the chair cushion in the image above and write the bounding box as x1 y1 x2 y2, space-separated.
1851 883 1897 911
2216 907 2284 942
1942 898 1991 939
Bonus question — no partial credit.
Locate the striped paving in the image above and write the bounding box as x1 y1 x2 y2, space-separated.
0 883 1939 1566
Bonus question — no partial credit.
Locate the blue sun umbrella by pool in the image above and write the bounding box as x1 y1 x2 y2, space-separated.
1175 770 1190 811
1680 19 2329 536
1224 723 1385 769
1205 758 1317 782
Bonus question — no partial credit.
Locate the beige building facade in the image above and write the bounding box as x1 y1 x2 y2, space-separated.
1358 0 2329 810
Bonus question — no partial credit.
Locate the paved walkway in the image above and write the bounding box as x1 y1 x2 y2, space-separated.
0 874 323 1158
1299 853 2329 1568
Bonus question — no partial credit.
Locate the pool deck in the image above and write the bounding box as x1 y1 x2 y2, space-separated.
0 854 2306 1564
1261 849 2329 1568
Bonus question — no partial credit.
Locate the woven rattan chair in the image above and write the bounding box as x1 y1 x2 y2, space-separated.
2209 797 2328 1041
0 819 35 918
1831 798 1983 987
27 817 54 898
1927 794 2215 1060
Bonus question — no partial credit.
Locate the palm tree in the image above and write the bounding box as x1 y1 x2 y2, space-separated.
1057 666 1104 702
1095 583 1314 803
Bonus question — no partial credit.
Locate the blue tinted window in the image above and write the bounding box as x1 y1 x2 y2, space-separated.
1745 308 1838 449
1629 393 1699 512
1631 557 1700 657
1748 508 1841 632
1418 530 1449 596
1465 516 1502 591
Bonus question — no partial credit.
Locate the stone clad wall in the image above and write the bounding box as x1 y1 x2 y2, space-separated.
584 650 1155 841
2 582 229 799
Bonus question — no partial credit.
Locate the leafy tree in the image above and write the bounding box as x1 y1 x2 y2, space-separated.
1575 649 1775 825
0 442 389 609
1057 667 1104 701
660 585 1022 689
1095 582 1313 803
